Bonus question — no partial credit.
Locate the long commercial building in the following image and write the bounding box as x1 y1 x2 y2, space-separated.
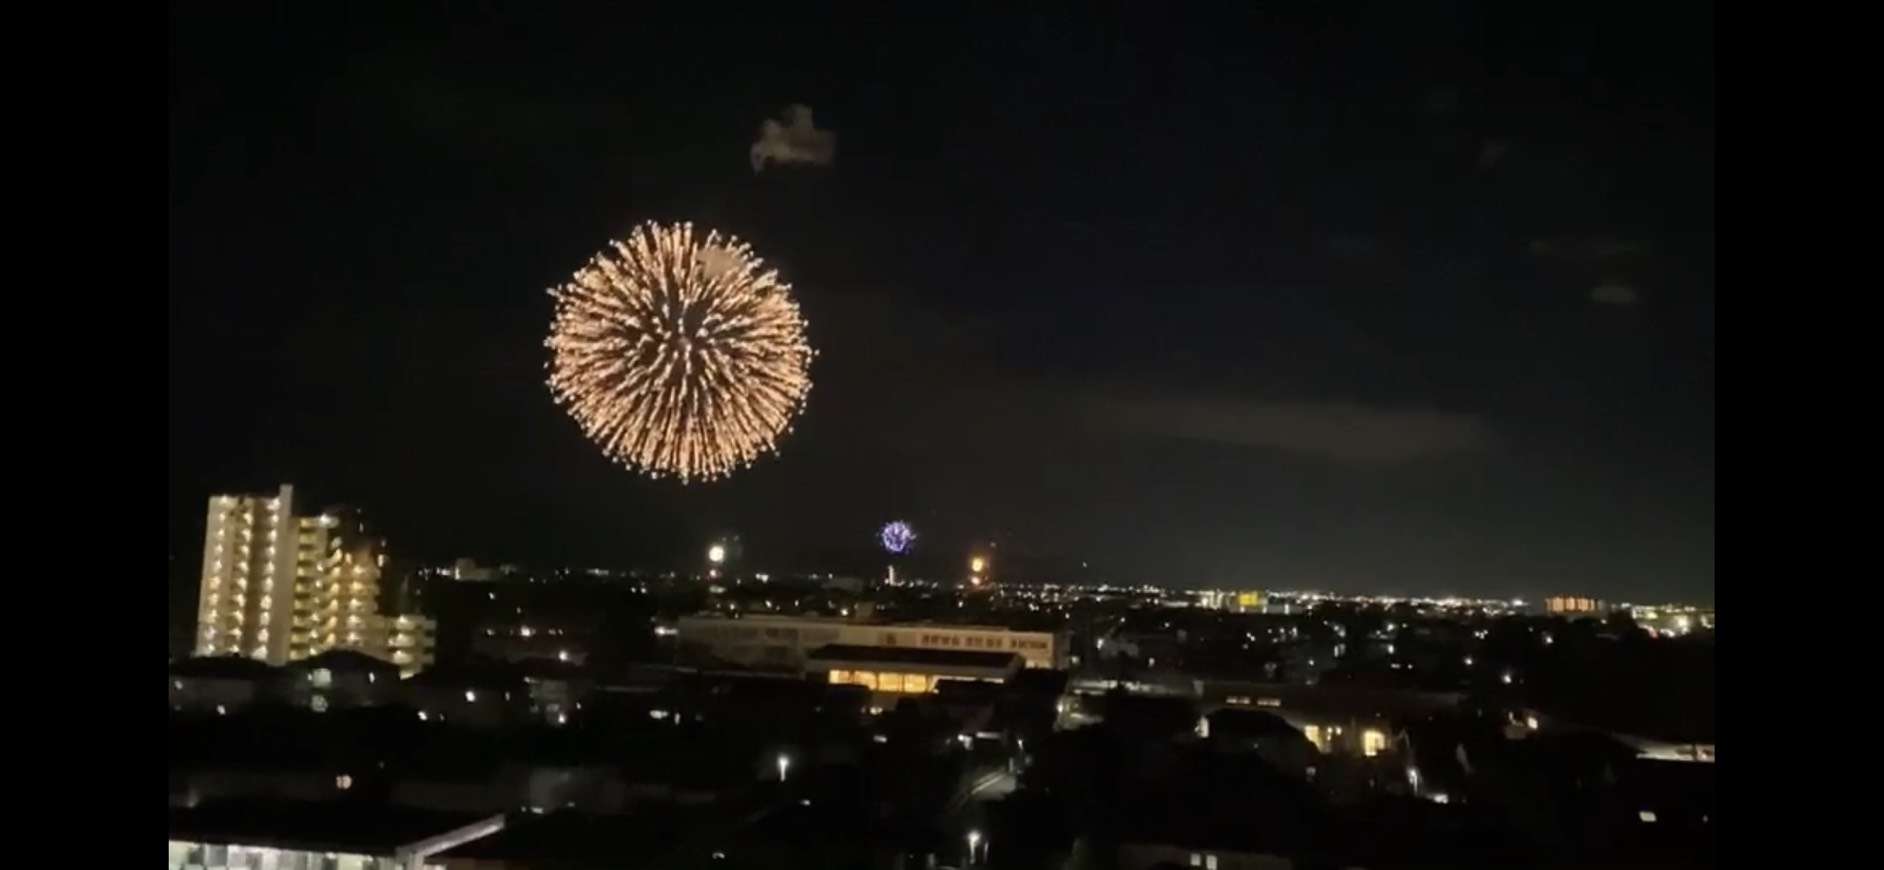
808 644 1024 697
677 614 1066 672
195 485 436 674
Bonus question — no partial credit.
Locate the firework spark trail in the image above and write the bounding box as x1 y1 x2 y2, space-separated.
546 222 814 482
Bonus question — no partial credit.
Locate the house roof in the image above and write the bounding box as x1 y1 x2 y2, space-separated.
171 656 277 680
284 650 400 673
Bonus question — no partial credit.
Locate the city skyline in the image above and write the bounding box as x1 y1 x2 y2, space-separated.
171 4 1712 606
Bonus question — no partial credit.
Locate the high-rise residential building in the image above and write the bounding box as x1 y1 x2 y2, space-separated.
196 485 298 662
195 486 436 675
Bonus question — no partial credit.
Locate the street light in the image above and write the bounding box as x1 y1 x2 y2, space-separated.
776 753 790 782
707 544 726 565
970 556 986 574
966 830 982 866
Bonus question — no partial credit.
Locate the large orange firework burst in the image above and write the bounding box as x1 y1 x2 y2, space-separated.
545 221 814 482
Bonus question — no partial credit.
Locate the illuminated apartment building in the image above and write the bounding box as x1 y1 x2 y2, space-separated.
195 485 297 662
195 486 436 674
295 506 439 676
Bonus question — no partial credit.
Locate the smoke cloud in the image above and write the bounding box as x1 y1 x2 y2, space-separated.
750 104 836 172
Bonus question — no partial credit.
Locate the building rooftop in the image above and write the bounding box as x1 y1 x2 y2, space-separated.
169 799 490 855
804 644 1021 670
432 807 715 863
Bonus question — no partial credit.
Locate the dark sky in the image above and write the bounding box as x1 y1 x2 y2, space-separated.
170 2 1713 603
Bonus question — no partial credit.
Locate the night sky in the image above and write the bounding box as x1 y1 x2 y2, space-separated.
170 3 1713 605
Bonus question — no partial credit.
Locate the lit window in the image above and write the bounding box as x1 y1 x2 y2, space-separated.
1639 810 1658 823
1363 729 1388 757
310 695 329 713
311 668 333 689
335 774 352 790
879 673 905 693
828 670 851 685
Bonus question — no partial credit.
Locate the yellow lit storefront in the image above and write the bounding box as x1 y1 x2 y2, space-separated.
807 645 1023 697
828 670 941 693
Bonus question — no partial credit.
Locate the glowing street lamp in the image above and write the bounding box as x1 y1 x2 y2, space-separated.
970 556 986 574
707 544 727 565
966 830 982 865
776 753 790 782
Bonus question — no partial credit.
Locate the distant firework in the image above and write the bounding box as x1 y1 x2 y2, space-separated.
879 521 916 554
545 221 814 482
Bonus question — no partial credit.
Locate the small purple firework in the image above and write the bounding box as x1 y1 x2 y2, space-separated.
879 521 917 555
